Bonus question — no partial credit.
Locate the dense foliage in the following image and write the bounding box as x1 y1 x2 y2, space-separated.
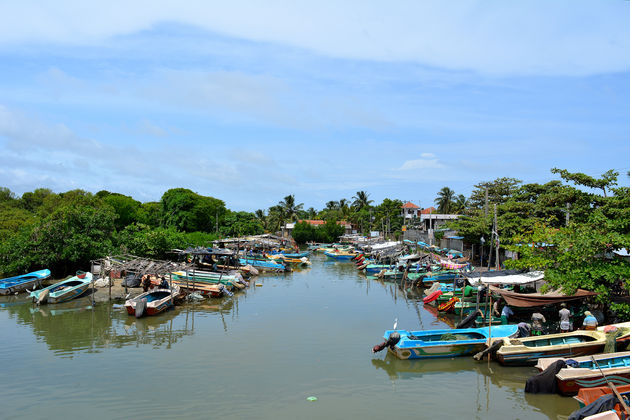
446 169 630 314
0 188 261 276
291 220 346 244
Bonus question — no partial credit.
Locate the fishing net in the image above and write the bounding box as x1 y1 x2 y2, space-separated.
604 327 630 353
440 333 471 341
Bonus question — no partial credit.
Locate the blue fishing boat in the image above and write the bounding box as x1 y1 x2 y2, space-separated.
239 258 286 271
29 272 93 304
281 251 310 258
0 269 51 295
375 325 519 360
323 250 357 260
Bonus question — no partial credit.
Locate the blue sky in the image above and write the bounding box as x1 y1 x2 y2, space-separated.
0 1 629 211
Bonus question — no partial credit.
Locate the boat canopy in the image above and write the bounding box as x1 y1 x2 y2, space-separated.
465 270 545 286
489 285 598 308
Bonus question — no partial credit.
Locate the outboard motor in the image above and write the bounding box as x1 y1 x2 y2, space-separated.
372 332 401 353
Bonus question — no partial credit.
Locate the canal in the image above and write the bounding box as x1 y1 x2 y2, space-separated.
0 254 576 419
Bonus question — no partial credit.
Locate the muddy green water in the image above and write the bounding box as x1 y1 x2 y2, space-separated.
0 255 576 420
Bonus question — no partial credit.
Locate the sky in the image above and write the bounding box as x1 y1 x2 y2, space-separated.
0 0 629 211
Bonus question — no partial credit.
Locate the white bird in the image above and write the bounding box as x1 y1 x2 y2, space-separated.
393 318 398 330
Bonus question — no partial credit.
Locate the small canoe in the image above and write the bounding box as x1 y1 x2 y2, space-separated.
125 288 180 318
29 272 92 304
381 325 519 360
535 351 630 396
495 330 610 366
0 269 51 295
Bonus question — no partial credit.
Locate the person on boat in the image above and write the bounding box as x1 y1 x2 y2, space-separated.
531 312 546 335
501 304 514 325
493 298 503 318
559 303 572 333
582 311 598 330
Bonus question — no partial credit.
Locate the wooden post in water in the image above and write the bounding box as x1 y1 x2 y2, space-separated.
90 261 95 305
488 294 493 364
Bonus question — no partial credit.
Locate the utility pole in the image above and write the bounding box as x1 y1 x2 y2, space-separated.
565 202 570 226
494 203 500 271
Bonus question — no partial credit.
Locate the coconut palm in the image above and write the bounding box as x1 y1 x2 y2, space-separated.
279 194 303 222
338 198 351 219
434 187 455 214
352 191 373 211
254 209 267 230
452 194 468 214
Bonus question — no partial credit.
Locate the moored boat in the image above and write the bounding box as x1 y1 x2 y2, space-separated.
0 269 51 295
323 250 357 260
376 324 519 360
29 272 92 304
535 351 630 396
495 330 616 366
125 287 180 318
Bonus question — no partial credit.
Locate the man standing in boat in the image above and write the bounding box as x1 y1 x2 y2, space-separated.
559 303 572 333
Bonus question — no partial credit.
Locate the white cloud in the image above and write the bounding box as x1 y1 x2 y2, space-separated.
1 1 629 76
398 155 446 171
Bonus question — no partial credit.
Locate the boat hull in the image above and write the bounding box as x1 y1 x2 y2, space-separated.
125 289 177 317
29 273 92 304
0 269 51 295
383 325 518 360
496 330 608 366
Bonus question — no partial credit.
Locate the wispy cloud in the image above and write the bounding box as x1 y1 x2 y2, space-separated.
398 154 446 171
1 1 630 76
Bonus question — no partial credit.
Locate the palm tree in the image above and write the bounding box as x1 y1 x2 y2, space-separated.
338 198 350 219
352 191 373 211
434 187 455 214
279 194 303 222
325 200 339 210
254 209 267 230
452 194 468 214
267 205 286 232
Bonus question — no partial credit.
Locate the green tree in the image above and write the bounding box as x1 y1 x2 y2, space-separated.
97 191 142 230
292 221 316 244
161 188 226 232
116 223 188 259
434 187 455 214
279 194 303 222
220 211 264 237
0 197 117 275
352 191 373 211
20 188 54 212
505 169 630 311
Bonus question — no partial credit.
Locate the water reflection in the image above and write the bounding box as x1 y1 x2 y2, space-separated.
1 294 243 357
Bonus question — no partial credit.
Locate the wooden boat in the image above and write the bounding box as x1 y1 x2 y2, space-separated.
238 257 287 271
574 384 630 408
381 324 519 360
535 352 630 396
0 269 50 295
29 272 92 304
171 270 246 288
171 280 230 297
125 287 180 318
323 250 357 260
496 330 609 366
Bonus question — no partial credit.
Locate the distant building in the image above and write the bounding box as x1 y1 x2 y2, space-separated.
420 213 459 231
401 202 421 219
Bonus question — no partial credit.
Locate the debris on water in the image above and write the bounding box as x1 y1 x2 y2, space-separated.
306 396 318 402
255 283 263 287
186 292 205 301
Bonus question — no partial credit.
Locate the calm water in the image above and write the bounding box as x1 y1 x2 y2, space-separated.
0 255 576 420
